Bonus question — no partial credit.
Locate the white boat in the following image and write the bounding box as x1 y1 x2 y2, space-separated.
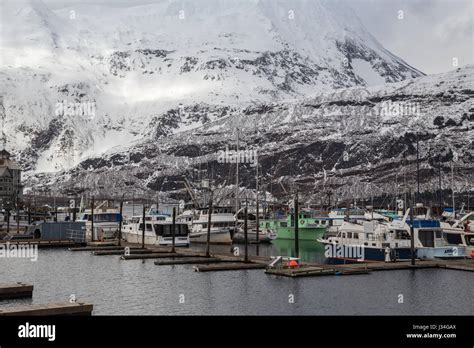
121 212 190 247
78 208 121 242
317 220 414 262
388 205 465 260
441 212 474 258
177 209 194 228
232 222 278 243
190 206 234 244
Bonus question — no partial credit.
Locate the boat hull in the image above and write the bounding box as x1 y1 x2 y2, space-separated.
276 227 326 241
319 242 413 262
417 246 466 259
122 231 189 247
189 229 232 244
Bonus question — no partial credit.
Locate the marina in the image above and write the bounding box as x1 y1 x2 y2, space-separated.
1 245 473 315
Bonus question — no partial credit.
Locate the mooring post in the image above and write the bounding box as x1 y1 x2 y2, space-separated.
73 197 77 222
6 209 9 234
90 197 95 242
294 190 299 259
244 200 248 262
16 198 20 234
27 203 31 225
118 200 123 247
409 191 415 266
142 204 146 249
256 193 260 256
206 200 213 258
172 207 176 254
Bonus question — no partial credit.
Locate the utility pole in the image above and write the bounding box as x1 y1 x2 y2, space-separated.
255 161 260 256
90 196 95 242
451 161 455 219
294 190 299 259
244 200 248 262
409 191 415 266
438 155 443 212
171 207 176 254
206 199 213 258
118 199 123 246
235 128 240 219
416 135 420 203
141 204 146 249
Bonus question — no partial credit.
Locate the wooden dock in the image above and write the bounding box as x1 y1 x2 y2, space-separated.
0 283 34 300
0 240 81 248
69 245 143 252
92 248 170 256
265 266 371 277
0 302 93 316
194 262 267 272
266 259 474 277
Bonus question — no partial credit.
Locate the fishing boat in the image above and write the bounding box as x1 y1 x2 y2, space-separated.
441 212 474 258
121 212 189 247
317 220 413 262
389 205 465 260
189 206 234 244
232 222 277 243
259 210 328 241
78 207 122 242
318 205 466 262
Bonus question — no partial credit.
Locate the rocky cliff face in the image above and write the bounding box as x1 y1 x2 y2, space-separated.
1 0 423 180
26 65 473 205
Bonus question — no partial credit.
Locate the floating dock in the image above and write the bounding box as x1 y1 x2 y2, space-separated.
265 259 474 277
92 248 170 256
0 283 34 299
0 302 93 316
194 262 267 272
0 240 81 248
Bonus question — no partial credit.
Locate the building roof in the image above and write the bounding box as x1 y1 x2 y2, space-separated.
0 166 12 178
0 150 21 171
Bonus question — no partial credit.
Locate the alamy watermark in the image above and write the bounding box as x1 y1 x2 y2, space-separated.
0 242 38 262
217 146 258 167
324 244 365 261
55 99 96 120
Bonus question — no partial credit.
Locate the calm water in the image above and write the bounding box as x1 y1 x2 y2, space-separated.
1 244 473 315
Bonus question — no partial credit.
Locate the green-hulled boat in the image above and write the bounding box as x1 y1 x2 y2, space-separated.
259 212 328 241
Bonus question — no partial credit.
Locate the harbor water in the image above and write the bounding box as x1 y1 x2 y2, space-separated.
1 244 473 315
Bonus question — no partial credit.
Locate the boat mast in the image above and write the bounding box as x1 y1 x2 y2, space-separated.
451 160 455 219
438 154 442 211
235 128 239 215
255 157 260 255
416 135 420 203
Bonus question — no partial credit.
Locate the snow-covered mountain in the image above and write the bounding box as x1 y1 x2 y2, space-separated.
1 0 424 177
28 64 473 203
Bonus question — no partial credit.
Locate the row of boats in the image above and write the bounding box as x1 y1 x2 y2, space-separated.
76 202 473 262
3 201 472 263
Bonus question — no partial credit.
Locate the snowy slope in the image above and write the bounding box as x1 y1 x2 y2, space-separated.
0 0 423 175
27 65 473 201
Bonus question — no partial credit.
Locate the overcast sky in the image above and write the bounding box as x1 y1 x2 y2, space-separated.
38 0 474 74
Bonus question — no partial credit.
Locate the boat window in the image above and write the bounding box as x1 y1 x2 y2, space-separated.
202 224 207 229
353 233 358 239
465 235 474 245
347 232 352 238
395 230 410 240
418 230 435 247
444 233 462 245
146 223 153 231
366 233 373 241
435 230 442 238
